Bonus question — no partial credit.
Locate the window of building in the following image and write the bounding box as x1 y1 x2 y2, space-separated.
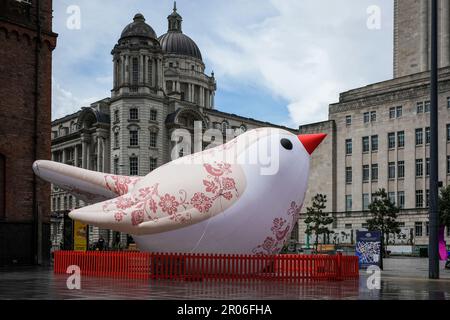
426 221 430 236
221 121 229 135
424 100 430 113
389 107 396 119
362 165 370 182
447 97 450 109
426 158 430 176
150 110 157 121
0 154 5 219
417 102 424 113
371 164 378 181
370 111 376 122
345 139 352 155
425 127 431 144
415 128 423 145
129 130 138 146
346 115 352 125
362 136 370 153
398 191 405 209
63 196 67 211
448 155 450 175
388 132 396 149
345 224 352 229
426 189 430 207
396 106 403 118
113 158 119 174
398 161 405 178
150 157 157 171
114 110 119 123
416 159 423 177
114 131 119 148
129 108 139 120
447 124 450 141
388 162 396 179
371 135 378 152
68 196 73 210
169 62 173 68
345 167 352 184
397 131 405 148
129 157 138 176
362 223 369 229
415 222 423 237
345 195 352 211
388 192 396 204
150 132 157 148
416 190 424 208
362 194 370 211
132 58 138 85
363 112 370 123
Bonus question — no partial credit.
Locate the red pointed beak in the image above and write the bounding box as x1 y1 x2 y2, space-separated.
298 133 327 155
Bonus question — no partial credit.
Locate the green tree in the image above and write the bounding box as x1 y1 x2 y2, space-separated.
304 194 334 252
438 185 450 228
366 188 401 269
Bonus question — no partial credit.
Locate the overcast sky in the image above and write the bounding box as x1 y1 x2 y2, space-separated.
52 0 394 127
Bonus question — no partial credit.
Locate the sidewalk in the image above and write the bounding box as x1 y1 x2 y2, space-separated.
0 257 448 299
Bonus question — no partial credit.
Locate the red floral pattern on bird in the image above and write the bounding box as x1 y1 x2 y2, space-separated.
102 161 240 226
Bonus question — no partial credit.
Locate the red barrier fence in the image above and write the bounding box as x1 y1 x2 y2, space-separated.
53 251 359 281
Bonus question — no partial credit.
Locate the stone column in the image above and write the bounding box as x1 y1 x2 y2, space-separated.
139 54 144 85
96 136 101 172
159 58 163 89
61 149 66 164
86 142 91 170
152 58 156 88
154 58 158 89
120 55 125 86
74 145 79 167
102 137 107 173
200 87 204 106
81 140 87 169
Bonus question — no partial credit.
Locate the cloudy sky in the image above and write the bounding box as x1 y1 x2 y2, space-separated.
52 0 393 127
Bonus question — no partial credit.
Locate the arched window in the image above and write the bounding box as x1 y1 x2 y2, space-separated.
221 121 229 135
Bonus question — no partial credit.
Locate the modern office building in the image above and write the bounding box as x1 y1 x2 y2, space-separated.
298 0 450 253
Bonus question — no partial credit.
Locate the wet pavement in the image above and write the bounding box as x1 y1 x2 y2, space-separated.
0 257 449 300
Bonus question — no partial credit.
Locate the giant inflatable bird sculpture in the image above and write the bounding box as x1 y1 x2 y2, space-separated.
33 128 326 255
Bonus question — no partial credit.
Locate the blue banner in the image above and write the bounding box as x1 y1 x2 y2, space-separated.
356 231 381 268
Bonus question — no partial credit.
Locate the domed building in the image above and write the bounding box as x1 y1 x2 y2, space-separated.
49 3 297 249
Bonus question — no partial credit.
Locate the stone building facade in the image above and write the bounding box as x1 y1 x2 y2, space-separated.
0 0 57 265
50 5 297 250
298 1 450 253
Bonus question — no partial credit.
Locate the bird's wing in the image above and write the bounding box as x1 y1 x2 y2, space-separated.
33 160 140 203
69 153 247 235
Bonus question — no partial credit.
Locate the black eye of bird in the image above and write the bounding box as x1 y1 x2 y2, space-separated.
280 138 293 150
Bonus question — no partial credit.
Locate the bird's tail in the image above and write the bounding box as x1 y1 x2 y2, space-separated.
32 160 140 204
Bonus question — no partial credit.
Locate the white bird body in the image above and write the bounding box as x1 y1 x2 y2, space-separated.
33 128 326 255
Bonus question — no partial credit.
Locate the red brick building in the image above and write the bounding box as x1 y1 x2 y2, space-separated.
0 0 57 265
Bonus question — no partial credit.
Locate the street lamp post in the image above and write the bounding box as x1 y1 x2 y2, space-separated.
429 0 440 279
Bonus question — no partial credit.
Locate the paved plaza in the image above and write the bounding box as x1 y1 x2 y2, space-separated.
0 257 449 300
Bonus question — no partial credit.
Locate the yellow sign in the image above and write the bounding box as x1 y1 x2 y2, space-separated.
73 220 87 251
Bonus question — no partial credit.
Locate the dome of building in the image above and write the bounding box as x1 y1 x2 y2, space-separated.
158 3 203 61
120 13 157 40
158 32 202 61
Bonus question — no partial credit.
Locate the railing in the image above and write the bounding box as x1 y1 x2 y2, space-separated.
53 251 359 282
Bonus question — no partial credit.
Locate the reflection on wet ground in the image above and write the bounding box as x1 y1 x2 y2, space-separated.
0 257 449 299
